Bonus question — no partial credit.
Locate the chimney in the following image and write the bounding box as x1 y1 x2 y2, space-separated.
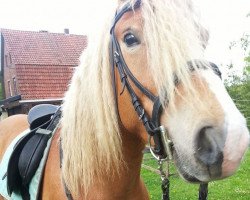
64 28 69 34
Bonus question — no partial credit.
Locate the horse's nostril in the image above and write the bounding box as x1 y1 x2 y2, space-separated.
195 126 223 166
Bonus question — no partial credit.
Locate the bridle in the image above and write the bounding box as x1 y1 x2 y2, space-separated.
110 0 169 161
109 1 175 199
109 0 222 200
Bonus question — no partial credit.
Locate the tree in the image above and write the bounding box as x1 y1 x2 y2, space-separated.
225 31 250 129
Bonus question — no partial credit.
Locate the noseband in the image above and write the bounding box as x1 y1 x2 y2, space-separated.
110 1 221 200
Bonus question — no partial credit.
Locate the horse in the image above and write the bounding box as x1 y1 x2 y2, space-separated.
0 0 249 199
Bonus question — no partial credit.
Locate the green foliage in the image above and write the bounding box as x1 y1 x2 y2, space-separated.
228 33 250 80
226 32 250 130
141 150 250 200
226 81 250 129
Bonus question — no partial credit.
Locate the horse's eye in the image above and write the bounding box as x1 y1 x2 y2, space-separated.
124 33 140 47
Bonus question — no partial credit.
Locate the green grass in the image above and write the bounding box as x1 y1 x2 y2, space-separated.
141 149 250 200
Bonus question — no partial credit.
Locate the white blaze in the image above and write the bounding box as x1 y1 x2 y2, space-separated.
201 70 249 177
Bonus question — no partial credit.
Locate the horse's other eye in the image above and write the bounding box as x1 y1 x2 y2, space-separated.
124 33 140 47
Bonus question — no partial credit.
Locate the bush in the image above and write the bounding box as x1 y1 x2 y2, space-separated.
226 80 250 130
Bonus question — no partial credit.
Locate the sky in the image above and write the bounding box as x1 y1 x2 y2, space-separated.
0 0 249 75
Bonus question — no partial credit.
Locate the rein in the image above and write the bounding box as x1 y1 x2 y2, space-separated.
109 0 222 200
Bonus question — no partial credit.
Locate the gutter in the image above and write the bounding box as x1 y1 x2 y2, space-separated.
19 98 63 104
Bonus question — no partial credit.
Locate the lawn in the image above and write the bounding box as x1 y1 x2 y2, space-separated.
141 149 250 200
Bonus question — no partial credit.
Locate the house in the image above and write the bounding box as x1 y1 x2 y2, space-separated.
0 28 87 116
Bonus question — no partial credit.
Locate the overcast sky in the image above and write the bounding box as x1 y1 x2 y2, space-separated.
0 0 249 74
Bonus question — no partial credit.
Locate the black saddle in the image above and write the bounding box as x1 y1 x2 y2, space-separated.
28 104 59 130
6 104 61 200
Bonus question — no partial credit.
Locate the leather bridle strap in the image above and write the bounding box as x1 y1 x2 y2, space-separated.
110 0 169 159
111 29 156 102
110 2 172 200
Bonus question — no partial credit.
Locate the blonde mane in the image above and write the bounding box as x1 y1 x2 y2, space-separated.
61 0 208 196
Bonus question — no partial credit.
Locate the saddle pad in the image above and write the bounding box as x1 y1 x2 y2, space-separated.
0 129 30 200
0 126 58 200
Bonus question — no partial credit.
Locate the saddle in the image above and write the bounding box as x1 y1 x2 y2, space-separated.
6 104 61 200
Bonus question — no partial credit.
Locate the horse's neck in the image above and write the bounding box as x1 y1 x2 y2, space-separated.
85 128 149 200
43 127 149 200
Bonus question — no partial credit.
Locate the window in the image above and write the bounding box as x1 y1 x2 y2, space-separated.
13 77 17 95
8 80 13 97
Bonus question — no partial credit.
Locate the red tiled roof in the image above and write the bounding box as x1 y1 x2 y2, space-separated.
1 28 87 100
16 65 74 100
1 28 87 66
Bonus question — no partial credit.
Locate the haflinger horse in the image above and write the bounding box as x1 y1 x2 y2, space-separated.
0 0 249 199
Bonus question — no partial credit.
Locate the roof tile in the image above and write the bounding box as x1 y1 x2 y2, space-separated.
16 65 74 100
1 28 87 66
1 28 87 100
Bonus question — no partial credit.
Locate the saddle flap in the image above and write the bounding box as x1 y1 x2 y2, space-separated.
18 130 51 185
7 130 36 195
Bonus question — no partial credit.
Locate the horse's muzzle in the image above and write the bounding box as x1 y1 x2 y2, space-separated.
194 126 224 179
